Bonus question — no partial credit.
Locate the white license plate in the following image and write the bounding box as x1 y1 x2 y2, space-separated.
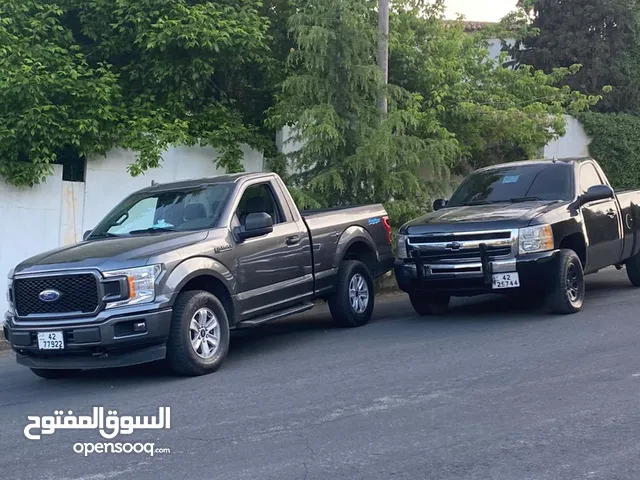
37 331 65 350
492 272 520 289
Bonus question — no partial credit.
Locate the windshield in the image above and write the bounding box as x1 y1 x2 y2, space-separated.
89 183 233 238
447 163 574 207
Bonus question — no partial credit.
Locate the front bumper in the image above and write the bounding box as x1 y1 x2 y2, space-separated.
3 307 173 370
394 250 561 296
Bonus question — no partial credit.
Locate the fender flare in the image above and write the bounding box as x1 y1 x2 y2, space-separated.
164 257 235 305
332 226 379 271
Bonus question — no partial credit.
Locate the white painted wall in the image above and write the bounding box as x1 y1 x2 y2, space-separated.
0 145 263 321
544 115 592 159
0 165 65 318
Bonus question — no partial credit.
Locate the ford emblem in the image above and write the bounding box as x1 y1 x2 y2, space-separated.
39 289 61 302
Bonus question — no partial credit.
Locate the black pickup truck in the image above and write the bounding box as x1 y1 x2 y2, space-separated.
394 157 640 315
4 172 393 378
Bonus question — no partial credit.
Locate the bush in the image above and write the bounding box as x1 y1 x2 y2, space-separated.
578 112 640 190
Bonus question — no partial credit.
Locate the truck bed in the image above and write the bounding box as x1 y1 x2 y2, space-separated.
615 189 640 262
301 203 392 279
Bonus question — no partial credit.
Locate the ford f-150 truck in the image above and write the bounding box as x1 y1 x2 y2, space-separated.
4 172 393 378
394 157 640 315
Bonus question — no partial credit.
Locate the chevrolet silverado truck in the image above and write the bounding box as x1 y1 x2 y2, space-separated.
4 172 393 378
394 157 640 315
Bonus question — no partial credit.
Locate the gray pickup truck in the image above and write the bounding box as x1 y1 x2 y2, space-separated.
4 172 393 378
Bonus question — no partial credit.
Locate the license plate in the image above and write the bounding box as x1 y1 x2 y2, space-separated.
37 332 65 350
492 272 520 289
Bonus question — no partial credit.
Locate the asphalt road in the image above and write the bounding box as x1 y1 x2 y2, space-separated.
2 268 640 480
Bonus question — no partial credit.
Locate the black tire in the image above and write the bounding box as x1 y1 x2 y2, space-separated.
409 293 450 316
166 290 230 376
626 252 640 286
328 260 375 328
546 248 585 314
30 368 80 379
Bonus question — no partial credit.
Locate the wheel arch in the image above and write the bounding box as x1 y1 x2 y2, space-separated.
165 258 236 324
334 227 378 276
559 232 587 267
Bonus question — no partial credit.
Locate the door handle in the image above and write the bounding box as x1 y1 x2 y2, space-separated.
286 235 300 246
606 208 617 218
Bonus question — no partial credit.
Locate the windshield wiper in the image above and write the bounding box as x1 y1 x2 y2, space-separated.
128 227 178 235
460 200 512 206
509 196 543 203
87 232 121 239
460 200 493 206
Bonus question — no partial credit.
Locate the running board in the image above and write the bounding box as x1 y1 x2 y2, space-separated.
234 303 315 328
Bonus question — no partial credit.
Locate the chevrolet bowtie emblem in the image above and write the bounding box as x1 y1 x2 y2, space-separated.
445 241 463 251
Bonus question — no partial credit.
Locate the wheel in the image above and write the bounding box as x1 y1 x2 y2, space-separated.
546 248 585 314
30 368 80 379
328 260 375 328
166 290 231 376
626 251 640 286
409 292 450 316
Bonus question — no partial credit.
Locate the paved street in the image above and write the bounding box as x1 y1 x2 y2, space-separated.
1 267 640 480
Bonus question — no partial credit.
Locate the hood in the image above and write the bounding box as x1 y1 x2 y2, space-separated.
401 201 563 234
14 231 209 275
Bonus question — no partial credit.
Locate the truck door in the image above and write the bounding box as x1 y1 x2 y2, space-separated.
231 180 313 320
579 162 622 272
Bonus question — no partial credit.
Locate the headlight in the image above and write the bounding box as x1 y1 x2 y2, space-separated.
518 224 554 255
6 284 13 312
6 270 14 312
102 265 162 309
396 234 408 259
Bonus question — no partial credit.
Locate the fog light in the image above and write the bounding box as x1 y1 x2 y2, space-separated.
133 321 147 333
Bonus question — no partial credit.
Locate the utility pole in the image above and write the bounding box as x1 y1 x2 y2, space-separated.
377 0 389 114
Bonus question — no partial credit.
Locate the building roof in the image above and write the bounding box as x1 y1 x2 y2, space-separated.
461 21 498 32
442 20 499 33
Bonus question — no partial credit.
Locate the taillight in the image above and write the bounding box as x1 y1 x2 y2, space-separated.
382 215 392 244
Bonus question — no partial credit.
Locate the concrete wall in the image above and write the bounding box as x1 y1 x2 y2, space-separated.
0 145 263 319
544 115 592 159
0 165 65 318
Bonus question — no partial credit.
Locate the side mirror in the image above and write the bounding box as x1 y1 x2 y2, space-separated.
83 230 92 241
237 212 273 240
580 185 614 205
433 199 448 211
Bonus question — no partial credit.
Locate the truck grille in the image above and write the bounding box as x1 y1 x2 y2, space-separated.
13 274 100 316
417 246 512 261
407 230 515 261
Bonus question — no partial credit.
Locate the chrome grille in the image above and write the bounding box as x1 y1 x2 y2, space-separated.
407 229 516 262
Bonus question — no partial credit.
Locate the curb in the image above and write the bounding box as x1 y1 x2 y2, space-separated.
374 271 401 294
0 331 9 352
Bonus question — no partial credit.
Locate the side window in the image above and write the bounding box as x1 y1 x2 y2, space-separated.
579 164 603 194
236 183 284 225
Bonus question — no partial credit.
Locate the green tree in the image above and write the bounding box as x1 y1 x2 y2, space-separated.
0 0 272 187
505 0 640 113
0 1 120 187
389 0 603 174
268 0 458 224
